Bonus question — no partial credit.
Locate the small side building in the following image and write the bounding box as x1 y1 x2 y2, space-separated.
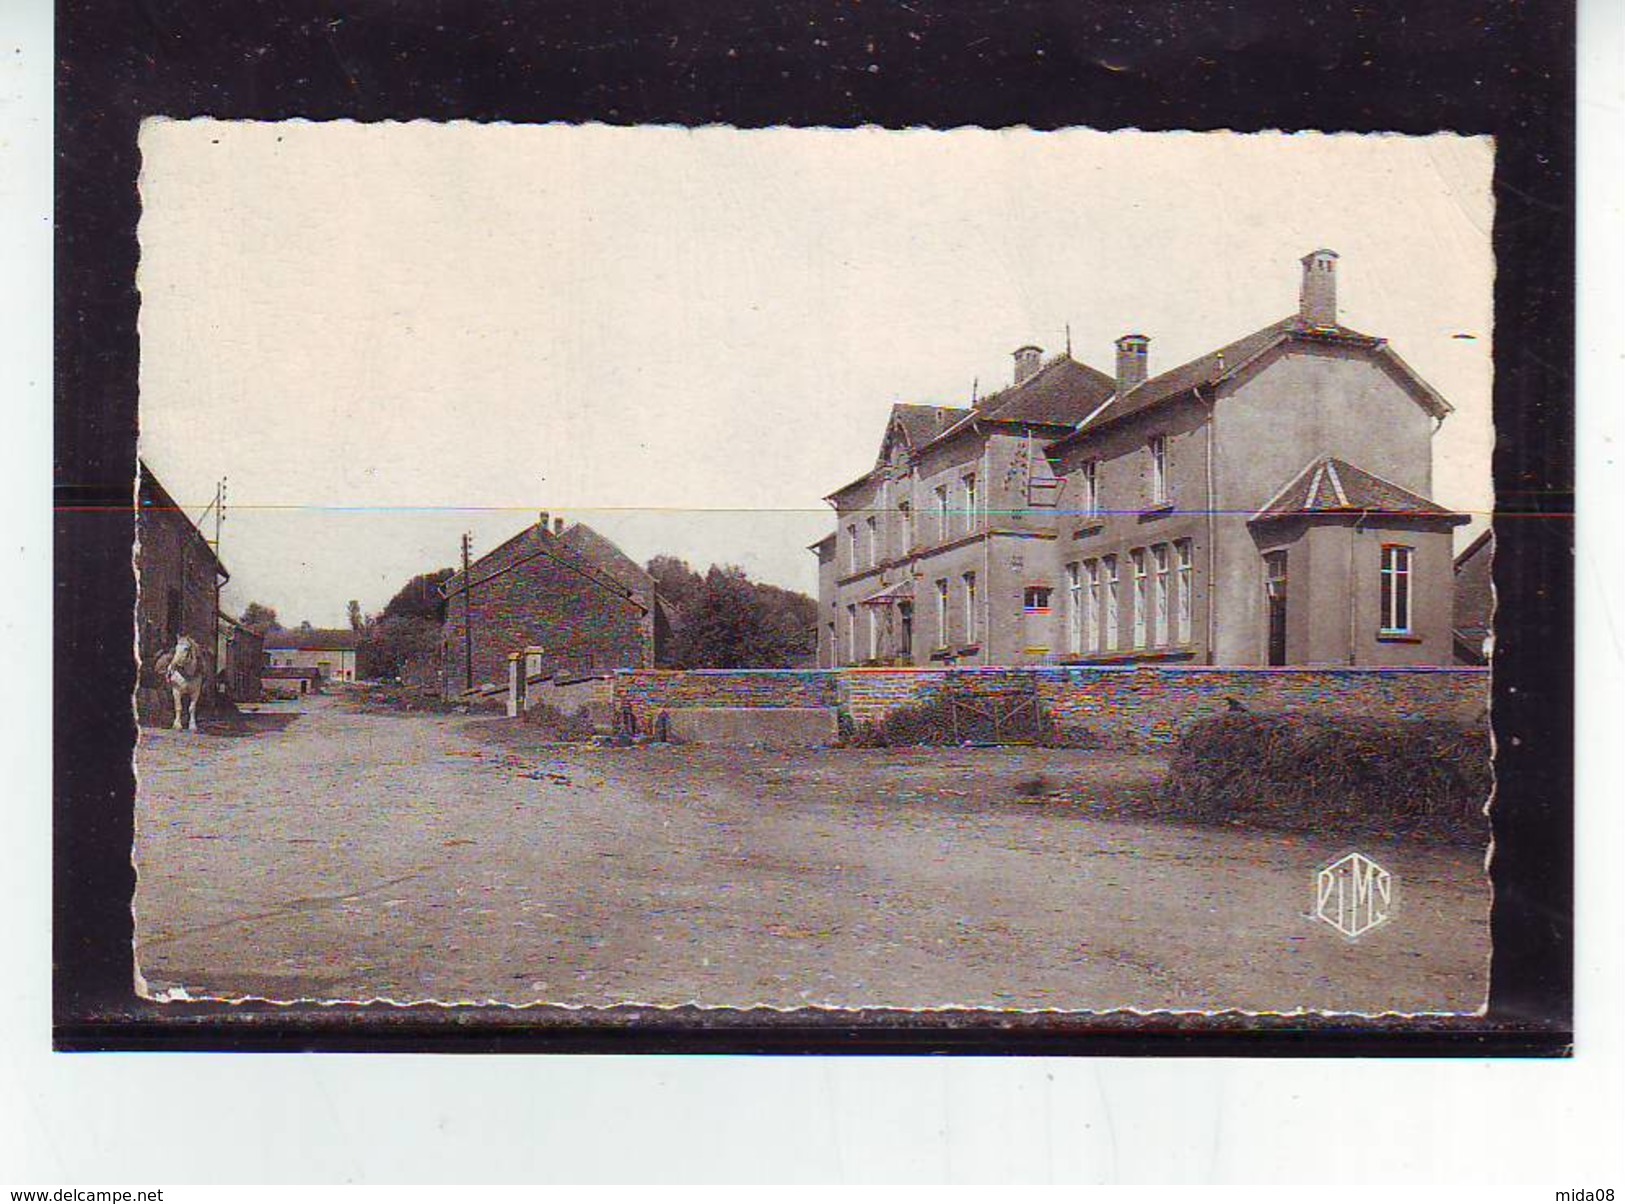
217 613 265 702
136 462 228 725
1452 528 1495 665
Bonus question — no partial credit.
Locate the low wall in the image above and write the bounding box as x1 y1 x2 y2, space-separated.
525 674 615 729
612 665 1491 748
614 670 840 733
663 706 840 748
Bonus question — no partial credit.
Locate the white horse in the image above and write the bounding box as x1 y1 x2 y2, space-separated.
155 634 206 732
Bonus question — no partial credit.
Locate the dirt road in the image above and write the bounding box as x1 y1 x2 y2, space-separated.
133 694 1490 1013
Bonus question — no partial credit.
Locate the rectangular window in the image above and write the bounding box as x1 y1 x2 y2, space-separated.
867 605 879 660
1265 550 1290 666
1175 539 1194 644
1380 545 1414 633
1081 460 1099 517
846 604 858 663
898 500 912 551
1085 559 1102 652
865 515 879 567
1103 555 1120 651
1065 562 1082 654
1149 435 1169 506
962 473 978 533
1152 543 1171 646
1131 548 1148 648
934 484 950 540
935 578 950 646
963 572 979 644
1024 585 1052 612
846 523 859 572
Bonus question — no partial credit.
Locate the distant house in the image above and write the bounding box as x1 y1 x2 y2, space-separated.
264 628 360 682
136 461 228 724
818 250 1470 668
1452 528 1495 665
261 665 323 697
439 512 668 697
217 613 265 702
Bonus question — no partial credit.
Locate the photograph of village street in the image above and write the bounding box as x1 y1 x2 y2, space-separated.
131 123 1496 1014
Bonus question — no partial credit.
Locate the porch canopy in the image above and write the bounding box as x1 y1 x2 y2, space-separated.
859 580 915 607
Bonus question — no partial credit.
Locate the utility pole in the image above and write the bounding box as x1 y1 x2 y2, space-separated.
196 477 227 695
461 532 474 692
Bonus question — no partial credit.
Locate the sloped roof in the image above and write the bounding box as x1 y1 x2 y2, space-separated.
971 355 1116 427
557 521 654 593
1251 455 1468 524
265 628 360 651
1050 316 1450 453
889 403 972 450
137 460 230 581
441 517 654 615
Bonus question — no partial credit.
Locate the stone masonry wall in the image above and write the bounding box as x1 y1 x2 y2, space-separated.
614 670 840 732
612 665 1490 747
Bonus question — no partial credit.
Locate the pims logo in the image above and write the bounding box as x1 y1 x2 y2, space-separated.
1315 852 1395 939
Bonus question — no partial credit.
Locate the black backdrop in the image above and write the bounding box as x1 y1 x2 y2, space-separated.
54 0 1575 1053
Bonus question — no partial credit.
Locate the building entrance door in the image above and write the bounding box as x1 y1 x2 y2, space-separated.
1264 551 1289 666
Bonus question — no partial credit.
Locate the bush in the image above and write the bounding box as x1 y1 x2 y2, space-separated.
1160 713 1491 843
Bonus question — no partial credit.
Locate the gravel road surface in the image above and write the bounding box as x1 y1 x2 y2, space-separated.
133 693 1490 1013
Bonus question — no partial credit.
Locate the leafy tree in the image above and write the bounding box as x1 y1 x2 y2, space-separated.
665 565 817 669
357 566 454 680
646 555 704 616
381 568 454 623
239 602 279 635
357 614 441 681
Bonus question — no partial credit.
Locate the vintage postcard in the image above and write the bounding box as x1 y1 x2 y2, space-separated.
131 122 1496 1015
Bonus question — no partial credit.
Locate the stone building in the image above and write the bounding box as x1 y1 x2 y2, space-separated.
217 613 265 702
818 250 1472 668
438 513 666 697
265 628 361 682
135 461 228 723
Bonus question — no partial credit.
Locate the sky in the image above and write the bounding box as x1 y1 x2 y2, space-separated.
137 123 1494 628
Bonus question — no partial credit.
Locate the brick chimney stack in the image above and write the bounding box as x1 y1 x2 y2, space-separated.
1299 248 1339 328
1115 334 1150 396
1012 344 1043 385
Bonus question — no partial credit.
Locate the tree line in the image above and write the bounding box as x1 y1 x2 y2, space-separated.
236 557 817 680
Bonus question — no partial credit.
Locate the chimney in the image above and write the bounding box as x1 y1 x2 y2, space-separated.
1012 344 1043 385
553 516 565 535
1115 334 1150 395
1299 248 1339 328
538 511 550 532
